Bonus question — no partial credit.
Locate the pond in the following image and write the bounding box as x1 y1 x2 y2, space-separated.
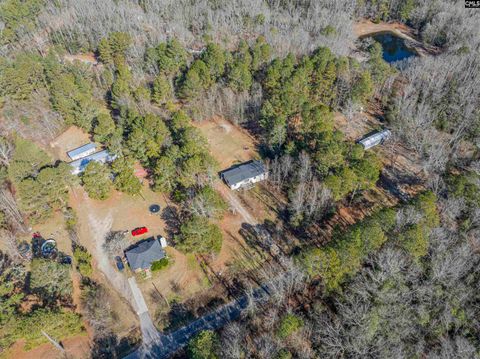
371 32 417 63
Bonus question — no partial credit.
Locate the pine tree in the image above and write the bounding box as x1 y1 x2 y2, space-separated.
251 36 271 71
177 216 223 254
93 113 116 143
81 161 112 200
201 43 227 80
152 74 174 105
152 156 177 193
111 157 142 195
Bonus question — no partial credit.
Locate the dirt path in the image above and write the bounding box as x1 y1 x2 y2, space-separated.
88 213 133 302
354 19 416 39
88 213 160 347
214 182 257 225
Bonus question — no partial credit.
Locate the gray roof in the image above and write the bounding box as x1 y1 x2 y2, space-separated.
221 160 267 186
125 238 166 271
67 143 96 159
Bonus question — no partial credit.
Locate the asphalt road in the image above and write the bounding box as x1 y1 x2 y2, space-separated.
124 285 271 359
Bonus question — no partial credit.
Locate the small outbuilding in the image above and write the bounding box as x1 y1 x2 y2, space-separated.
158 236 168 248
125 238 166 272
67 143 97 161
358 129 392 150
70 149 117 175
221 160 268 190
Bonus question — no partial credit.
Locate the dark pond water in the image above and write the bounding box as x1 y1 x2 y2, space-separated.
372 32 417 63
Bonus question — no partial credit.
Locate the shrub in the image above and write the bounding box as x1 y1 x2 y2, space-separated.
63 207 78 231
277 349 293 359
276 314 303 339
187 330 219 359
151 258 169 272
73 246 93 277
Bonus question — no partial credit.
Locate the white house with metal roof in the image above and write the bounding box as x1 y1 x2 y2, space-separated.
221 160 268 190
69 149 117 175
358 129 392 150
67 143 97 161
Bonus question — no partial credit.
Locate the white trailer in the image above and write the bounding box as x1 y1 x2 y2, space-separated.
358 129 392 149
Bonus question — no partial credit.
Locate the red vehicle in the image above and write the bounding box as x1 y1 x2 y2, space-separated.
131 227 148 236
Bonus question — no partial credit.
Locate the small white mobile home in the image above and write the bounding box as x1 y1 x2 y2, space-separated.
221 160 268 190
67 143 97 161
358 129 392 150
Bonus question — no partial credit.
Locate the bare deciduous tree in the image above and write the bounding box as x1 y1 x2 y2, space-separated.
103 231 129 257
0 137 13 167
0 188 27 232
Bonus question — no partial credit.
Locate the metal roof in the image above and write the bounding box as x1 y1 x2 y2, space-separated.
358 129 392 149
67 143 96 159
221 160 267 186
125 238 166 271
69 150 116 173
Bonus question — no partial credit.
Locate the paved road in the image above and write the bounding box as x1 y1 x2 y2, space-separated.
124 285 271 359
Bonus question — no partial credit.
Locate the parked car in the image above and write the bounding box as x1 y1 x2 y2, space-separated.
131 227 148 236
60 255 72 265
115 256 125 271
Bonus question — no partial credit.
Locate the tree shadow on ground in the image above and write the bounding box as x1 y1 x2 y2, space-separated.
161 206 181 241
91 331 138 359
162 301 196 333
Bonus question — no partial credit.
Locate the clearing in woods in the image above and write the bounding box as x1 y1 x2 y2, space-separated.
193 116 258 169
318 111 426 236
38 117 274 337
68 153 274 332
354 19 417 39
49 125 93 162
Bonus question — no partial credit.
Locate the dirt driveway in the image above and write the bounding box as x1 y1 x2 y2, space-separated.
214 182 258 226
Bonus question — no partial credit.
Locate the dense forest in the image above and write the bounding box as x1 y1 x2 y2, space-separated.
0 0 479 358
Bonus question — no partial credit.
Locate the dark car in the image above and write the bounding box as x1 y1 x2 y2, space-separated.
115 256 125 271
61 255 72 265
